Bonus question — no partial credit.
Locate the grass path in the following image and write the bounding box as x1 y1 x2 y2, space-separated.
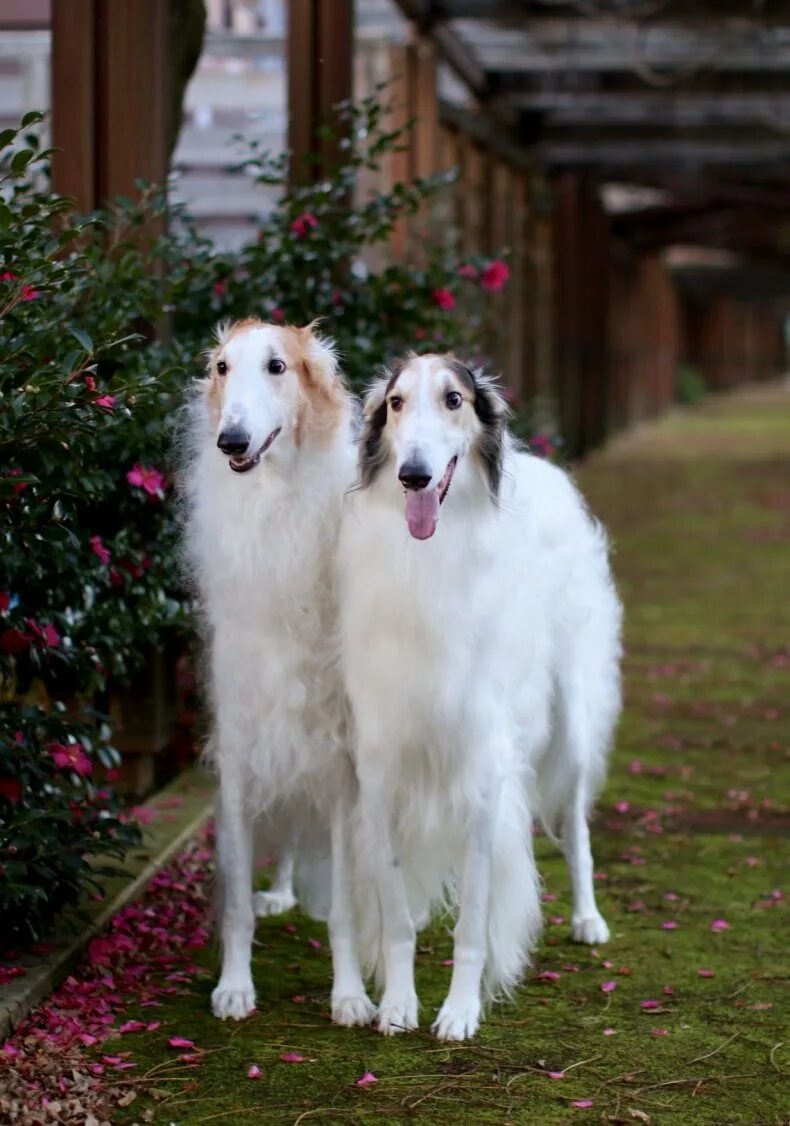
120 387 788 1124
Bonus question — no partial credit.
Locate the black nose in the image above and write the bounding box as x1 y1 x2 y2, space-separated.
217 426 251 455
398 461 432 491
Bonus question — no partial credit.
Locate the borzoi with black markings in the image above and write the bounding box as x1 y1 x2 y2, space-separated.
338 353 622 1040
183 319 375 1026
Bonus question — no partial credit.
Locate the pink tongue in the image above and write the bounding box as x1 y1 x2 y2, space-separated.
405 487 439 540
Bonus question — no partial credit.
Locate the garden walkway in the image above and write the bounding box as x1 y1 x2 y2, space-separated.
6 385 790 1125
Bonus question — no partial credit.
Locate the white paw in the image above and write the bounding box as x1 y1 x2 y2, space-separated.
432 996 481 1041
571 912 610 945
211 977 256 1020
332 992 378 1028
376 992 419 1035
253 889 297 917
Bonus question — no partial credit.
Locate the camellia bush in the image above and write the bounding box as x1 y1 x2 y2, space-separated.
0 99 514 947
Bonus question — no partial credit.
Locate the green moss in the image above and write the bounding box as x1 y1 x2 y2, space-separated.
116 389 789 1124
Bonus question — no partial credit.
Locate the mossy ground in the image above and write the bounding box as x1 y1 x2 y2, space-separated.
118 387 789 1125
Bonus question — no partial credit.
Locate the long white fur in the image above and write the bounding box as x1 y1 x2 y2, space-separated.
182 320 375 1026
338 354 622 1040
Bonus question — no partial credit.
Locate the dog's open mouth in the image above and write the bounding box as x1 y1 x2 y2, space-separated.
228 428 281 473
405 456 457 541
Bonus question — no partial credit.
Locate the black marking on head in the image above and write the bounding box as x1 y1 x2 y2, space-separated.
449 359 507 501
357 360 406 489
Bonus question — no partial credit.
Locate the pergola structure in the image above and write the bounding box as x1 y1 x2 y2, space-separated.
47 0 790 454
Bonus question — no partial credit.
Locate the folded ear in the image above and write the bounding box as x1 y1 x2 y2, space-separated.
299 322 340 387
362 373 390 418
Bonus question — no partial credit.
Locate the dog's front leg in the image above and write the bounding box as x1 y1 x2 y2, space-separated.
359 778 419 1035
211 766 256 1020
329 796 377 1028
433 776 502 1041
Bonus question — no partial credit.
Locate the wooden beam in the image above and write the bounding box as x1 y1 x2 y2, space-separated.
429 1 790 19
287 0 352 186
469 19 790 74
513 91 790 130
541 138 790 172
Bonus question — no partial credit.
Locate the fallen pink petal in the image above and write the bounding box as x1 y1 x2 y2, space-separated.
571 1100 594 1109
601 981 617 993
710 919 731 933
168 1036 195 1049
281 1052 307 1063
356 1071 379 1087
247 1064 262 1079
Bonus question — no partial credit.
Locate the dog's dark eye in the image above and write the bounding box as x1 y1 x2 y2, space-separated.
445 391 462 410
216 360 227 376
268 358 286 375
389 395 403 413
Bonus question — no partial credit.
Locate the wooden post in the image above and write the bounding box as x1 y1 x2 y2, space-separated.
51 0 96 212
51 0 169 212
288 0 352 187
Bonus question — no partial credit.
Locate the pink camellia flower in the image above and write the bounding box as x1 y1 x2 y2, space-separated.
95 394 116 412
290 212 318 238
168 1036 194 1049
20 284 40 301
614 800 630 813
458 263 478 280
710 919 731 933
356 1071 378 1087
0 778 22 804
432 287 456 311
601 981 617 993
127 464 166 497
0 271 17 283
49 742 92 776
480 259 510 292
84 374 97 392
90 535 111 566
25 619 60 647
247 1064 262 1079
213 280 226 297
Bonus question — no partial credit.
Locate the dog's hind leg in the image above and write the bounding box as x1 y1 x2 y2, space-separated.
211 766 257 1019
564 777 610 945
329 797 377 1028
253 844 297 917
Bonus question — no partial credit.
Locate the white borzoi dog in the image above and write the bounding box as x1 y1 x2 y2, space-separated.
338 353 622 1040
183 319 375 1026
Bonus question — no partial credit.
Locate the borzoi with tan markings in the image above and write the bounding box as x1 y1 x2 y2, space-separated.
339 353 621 1040
183 319 374 1026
